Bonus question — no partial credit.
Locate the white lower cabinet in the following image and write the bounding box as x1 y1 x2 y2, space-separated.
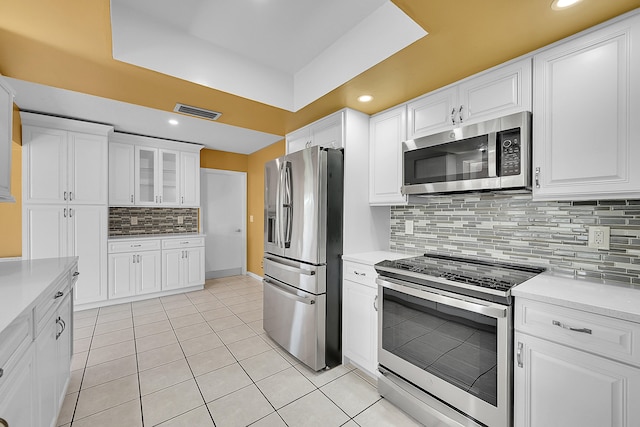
108 240 161 299
162 238 205 291
23 204 107 305
0 344 35 427
514 298 640 427
342 260 379 376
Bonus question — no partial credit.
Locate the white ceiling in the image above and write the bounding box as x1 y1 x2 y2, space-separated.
110 0 426 111
9 1 426 154
8 78 283 155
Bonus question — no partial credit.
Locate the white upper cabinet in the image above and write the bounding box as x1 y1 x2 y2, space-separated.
408 57 532 139
0 76 15 203
532 12 640 201
109 133 203 207
21 113 111 205
369 105 408 205
108 142 135 205
180 151 200 206
286 110 344 154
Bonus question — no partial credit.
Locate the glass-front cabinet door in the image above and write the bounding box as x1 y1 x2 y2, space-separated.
135 146 158 205
159 149 179 205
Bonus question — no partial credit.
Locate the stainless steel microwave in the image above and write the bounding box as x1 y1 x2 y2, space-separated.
402 111 532 196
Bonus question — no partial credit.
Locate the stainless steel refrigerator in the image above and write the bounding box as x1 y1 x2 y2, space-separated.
263 146 343 371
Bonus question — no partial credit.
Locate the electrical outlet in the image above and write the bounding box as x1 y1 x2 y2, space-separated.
177 216 184 224
130 217 138 225
588 226 610 250
250 215 254 223
405 220 414 235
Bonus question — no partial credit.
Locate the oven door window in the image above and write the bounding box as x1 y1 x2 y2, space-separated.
404 134 491 185
382 287 498 406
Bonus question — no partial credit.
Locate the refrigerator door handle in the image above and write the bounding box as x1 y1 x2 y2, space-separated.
283 162 293 248
264 278 316 305
275 163 283 248
264 256 316 276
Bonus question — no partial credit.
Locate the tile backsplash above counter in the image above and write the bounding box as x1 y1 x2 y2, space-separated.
109 207 199 236
390 194 640 285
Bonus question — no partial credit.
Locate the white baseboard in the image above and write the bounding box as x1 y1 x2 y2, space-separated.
247 271 263 281
0 256 22 262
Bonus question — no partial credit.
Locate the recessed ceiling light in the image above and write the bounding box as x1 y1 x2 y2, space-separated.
168 119 179 125
358 95 373 103
551 0 582 10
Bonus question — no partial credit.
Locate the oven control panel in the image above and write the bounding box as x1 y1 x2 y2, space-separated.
499 128 521 176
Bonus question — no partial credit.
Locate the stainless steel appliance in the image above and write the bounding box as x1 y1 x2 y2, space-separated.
263 146 343 371
375 253 544 427
402 111 532 196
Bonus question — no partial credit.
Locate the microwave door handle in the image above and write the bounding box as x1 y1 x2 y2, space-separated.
488 132 497 177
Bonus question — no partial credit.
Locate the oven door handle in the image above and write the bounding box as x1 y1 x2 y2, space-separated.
378 278 507 318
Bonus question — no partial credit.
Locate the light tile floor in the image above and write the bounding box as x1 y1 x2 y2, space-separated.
59 275 422 427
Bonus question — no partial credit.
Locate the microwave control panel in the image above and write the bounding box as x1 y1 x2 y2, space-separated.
498 129 521 176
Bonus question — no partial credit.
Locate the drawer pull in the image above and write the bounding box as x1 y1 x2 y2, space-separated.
54 291 64 299
354 271 367 277
552 320 592 334
131 244 142 248
0 367 3 378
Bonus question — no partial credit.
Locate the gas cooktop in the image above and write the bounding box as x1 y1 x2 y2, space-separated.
375 253 545 304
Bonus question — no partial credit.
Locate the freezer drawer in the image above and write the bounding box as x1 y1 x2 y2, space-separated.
263 255 326 294
263 277 326 371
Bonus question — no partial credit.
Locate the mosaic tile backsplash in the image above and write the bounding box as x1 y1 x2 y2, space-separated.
109 207 199 236
390 194 640 285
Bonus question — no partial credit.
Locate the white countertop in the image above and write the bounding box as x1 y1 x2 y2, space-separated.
513 272 640 323
0 257 78 333
342 251 407 266
108 233 206 241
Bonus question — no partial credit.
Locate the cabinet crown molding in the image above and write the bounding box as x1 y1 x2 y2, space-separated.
109 131 203 152
20 112 114 135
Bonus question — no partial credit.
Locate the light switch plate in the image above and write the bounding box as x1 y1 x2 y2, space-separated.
405 220 414 235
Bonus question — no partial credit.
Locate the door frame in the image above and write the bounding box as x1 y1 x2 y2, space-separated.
200 168 247 278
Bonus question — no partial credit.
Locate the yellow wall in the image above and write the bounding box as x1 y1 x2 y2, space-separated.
200 149 248 172
200 142 285 277
0 104 22 257
246 140 285 276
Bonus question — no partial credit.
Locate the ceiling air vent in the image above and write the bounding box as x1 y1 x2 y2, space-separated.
173 103 222 121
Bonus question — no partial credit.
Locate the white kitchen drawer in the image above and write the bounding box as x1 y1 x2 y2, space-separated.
516 298 640 367
343 261 377 288
33 273 70 335
108 239 161 253
162 237 204 249
0 311 31 380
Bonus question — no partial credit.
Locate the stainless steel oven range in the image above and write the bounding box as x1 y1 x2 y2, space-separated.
375 254 544 427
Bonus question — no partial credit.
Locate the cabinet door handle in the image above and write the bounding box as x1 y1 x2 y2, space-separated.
0 367 4 378
552 320 592 334
69 208 73 218
131 195 134 203
137 255 141 263
69 191 73 201
55 316 63 340
458 105 464 124
517 341 523 368
181 196 184 204
451 107 456 125
132 254 136 264
54 291 64 299
64 208 67 218
64 191 68 201
373 295 378 312
535 167 540 188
